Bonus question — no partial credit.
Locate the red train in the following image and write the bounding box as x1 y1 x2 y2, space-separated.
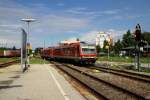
41 41 97 64
0 49 21 57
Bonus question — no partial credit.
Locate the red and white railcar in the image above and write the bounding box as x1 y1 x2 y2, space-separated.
41 41 97 64
41 47 54 59
0 50 21 57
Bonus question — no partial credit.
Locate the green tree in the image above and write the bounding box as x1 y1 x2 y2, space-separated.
103 40 109 53
114 40 123 54
34 47 43 55
142 32 150 43
122 30 135 47
96 45 101 54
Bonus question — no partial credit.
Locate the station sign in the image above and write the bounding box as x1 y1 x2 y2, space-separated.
21 28 27 72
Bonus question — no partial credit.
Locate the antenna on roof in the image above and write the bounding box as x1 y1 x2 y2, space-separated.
76 38 79 41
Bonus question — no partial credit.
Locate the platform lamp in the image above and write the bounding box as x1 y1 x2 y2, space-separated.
21 18 36 67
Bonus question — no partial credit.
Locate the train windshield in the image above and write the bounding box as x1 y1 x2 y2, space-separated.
80 42 96 54
82 48 96 54
81 46 96 54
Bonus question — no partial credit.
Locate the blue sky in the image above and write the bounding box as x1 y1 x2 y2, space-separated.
0 0 150 49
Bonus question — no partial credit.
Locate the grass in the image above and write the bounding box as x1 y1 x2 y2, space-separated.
140 57 150 63
0 57 49 64
30 57 49 64
98 56 150 63
0 57 19 63
98 56 150 73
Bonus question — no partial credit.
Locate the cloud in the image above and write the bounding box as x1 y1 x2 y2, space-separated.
57 3 65 6
65 7 88 15
102 10 120 14
0 29 21 48
32 15 89 34
0 1 91 49
0 1 35 48
105 29 126 42
66 8 120 17
80 30 98 43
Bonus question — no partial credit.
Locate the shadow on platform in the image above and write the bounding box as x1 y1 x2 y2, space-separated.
0 85 22 89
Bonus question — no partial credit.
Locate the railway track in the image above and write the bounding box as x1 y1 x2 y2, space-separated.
52 62 150 100
0 60 20 67
94 63 150 83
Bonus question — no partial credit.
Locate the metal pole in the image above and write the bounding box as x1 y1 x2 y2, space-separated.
107 34 110 67
147 42 149 68
21 32 23 72
137 42 140 71
134 44 137 69
27 22 30 67
108 46 109 66
44 40 45 64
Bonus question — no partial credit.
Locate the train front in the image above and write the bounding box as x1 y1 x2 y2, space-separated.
79 42 97 64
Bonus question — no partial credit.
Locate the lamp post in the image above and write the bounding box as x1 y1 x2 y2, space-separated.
104 33 111 66
97 32 112 67
105 34 112 67
21 18 36 67
43 40 45 64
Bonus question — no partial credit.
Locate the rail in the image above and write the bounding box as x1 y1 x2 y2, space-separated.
94 64 150 83
51 62 150 99
0 60 20 67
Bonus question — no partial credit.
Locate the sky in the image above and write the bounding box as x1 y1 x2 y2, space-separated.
0 0 150 49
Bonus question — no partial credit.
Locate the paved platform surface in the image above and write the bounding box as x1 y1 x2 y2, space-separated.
0 64 85 100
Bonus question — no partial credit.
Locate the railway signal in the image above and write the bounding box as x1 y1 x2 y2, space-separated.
134 24 142 71
134 24 141 42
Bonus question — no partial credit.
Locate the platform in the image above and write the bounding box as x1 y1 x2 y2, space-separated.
0 64 85 100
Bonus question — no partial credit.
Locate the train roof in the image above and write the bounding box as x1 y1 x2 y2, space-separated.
80 42 95 46
60 40 80 44
43 40 96 50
